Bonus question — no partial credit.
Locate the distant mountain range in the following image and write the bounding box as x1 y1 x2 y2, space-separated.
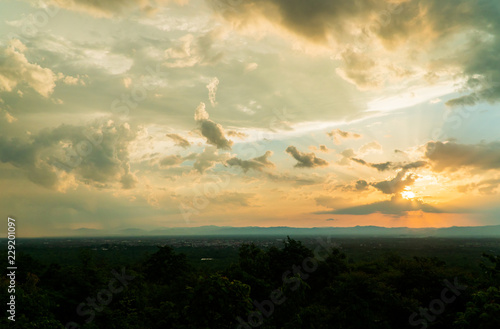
69 225 500 237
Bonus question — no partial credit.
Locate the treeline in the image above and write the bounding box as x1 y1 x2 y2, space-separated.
2 237 500 328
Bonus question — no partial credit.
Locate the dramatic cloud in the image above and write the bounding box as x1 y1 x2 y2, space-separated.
425 141 500 172
192 146 230 173
372 170 416 195
352 158 427 172
285 146 328 168
194 102 233 150
0 39 57 97
327 129 362 145
317 195 441 215
227 150 274 172
166 133 191 148
211 0 500 104
0 119 137 190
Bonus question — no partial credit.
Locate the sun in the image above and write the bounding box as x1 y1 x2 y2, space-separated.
401 190 416 200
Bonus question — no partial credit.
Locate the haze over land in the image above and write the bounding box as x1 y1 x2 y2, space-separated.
1 0 500 236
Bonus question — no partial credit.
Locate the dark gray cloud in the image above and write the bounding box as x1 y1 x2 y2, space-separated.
352 158 427 172
285 145 329 168
166 133 191 148
372 170 416 195
209 0 384 42
194 102 233 150
355 179 369 191
425 141 500 172
227 150 274 172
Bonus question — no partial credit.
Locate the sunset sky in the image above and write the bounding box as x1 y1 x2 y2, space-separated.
1 0 500 236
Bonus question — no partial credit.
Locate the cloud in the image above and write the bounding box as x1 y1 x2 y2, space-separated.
457 178 500 195
159 155 185 167
285 145 329 168
266 172 324 186
164 31 224 68
211 0 500 104
351 158 427 172
315 196 348 209
371 170 416 195
358 141 382 154
336 179 370 192
425 141 500 172
2 109 17 123
206 77 219 107
245 62 258 72
40 0 188 17
0 118 137 190
192 146 230 173
355 179 369 191
316 195 442 215
194 102 233 150
0 39 57 97
226 130 248 139
327 129 362 145
166 133 191 148
337 148 356 165
209 191 256 207
227 150 275 172
310 144 331 153
336 51 384 90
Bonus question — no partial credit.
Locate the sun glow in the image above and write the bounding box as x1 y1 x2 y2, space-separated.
401 190 416 200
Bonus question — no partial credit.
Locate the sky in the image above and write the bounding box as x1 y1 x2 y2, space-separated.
1 0 500 237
